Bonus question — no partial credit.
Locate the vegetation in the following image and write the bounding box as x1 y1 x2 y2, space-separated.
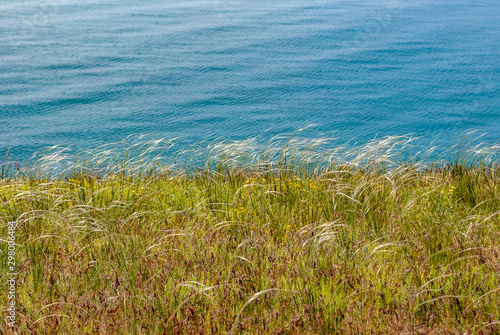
1 135 499 334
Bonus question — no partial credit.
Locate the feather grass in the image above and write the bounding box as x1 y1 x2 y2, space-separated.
1 132 499 333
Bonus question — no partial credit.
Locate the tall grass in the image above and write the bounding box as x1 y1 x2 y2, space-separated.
1 132 499 334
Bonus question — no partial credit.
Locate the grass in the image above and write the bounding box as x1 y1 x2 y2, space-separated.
1 134 500 334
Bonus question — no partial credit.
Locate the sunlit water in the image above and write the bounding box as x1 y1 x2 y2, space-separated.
1 0 499 162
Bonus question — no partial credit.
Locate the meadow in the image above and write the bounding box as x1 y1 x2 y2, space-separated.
1 134 499 334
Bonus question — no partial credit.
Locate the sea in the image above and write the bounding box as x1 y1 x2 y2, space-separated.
1 0 499 163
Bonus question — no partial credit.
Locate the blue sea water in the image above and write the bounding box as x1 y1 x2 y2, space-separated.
0 0 499 162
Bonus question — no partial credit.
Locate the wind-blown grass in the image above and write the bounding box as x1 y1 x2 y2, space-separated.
1 133 499 334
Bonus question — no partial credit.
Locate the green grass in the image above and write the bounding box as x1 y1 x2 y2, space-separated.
1 135 500 334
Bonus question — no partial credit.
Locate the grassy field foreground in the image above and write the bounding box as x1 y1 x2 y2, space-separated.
1 138 500 334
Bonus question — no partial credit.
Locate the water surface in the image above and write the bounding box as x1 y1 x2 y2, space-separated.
1 0 499 161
